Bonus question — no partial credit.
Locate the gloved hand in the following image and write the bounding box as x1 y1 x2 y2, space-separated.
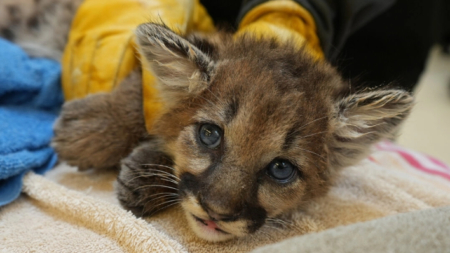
236 0 324 60
62 0 322 132
62 0 214 130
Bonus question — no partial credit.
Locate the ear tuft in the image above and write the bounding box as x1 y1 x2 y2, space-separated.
135 23 215 97
328 89 414 169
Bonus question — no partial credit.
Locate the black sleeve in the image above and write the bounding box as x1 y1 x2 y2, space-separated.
237 0 396 60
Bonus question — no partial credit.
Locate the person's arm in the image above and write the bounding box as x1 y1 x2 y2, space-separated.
236 0 324 60
237 0 395 60
62 0 214 101
61 0 214 131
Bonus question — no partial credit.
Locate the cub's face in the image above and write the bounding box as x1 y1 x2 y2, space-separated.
164 58 334 241
133 23 413 241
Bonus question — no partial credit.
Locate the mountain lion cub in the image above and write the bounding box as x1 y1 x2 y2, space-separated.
53 23 413 241
0 1 413 241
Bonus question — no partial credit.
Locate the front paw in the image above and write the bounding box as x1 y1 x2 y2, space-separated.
52 94 133 170
52 96 107 170
52 71 146 170
116 142 179 217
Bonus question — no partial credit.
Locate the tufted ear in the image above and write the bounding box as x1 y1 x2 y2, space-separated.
135 23 215 105
328 89 414 169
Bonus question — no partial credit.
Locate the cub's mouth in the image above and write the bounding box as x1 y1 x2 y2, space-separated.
185 212 236 242
193 215 230 234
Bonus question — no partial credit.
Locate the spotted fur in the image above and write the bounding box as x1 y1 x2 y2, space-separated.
0 6 414 241
0 0 82 60
114 23 413 241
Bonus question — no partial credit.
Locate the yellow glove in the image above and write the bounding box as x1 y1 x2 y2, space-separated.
236 0 324 60
62 0 321 131
62 0 214 131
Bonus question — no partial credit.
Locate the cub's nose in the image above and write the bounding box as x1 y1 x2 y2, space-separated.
199 198 240 222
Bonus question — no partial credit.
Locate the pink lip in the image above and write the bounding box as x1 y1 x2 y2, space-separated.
193 215 229 234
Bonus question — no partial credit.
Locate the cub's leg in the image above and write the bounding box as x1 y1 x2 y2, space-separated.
52 71 148 170
117 142 179 217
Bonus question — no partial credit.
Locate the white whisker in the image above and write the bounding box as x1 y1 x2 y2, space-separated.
298 116 328 130
146 199 181 216
134 184 179 191
148 201 181 217
147 194 179 203
285 116 329 140
160 177 180 185
297 131 328 140
297 147 326 161
268 218 304 233
125 172 179 185
146 192 179 199
197 94 222 111
144 169 180 180
141 163 176 171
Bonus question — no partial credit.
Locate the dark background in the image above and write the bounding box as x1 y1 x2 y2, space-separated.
200 0 450 92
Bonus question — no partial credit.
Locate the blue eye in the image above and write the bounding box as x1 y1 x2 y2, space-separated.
267 159 296 183
199 124 222 149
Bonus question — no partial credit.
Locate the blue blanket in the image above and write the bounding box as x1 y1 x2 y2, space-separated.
0 39 63 206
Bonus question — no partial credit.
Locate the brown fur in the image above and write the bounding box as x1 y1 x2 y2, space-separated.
115 24 413 241
117 141 178 217
52 72 148 171
0 5 414 241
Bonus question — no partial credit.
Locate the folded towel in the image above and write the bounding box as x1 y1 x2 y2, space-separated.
0 38 63 206
252 205 450 253
0 143 449 252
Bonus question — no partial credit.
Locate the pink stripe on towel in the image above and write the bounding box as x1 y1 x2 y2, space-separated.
375 142 450 181
427 155 450 172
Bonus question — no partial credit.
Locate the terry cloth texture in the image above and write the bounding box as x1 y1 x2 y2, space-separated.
0 38 63 206
1 142 449 252
252 205 450 253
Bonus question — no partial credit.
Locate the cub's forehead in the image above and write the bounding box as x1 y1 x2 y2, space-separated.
210 58 331 101
194 84 306 129
189 56 333 155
